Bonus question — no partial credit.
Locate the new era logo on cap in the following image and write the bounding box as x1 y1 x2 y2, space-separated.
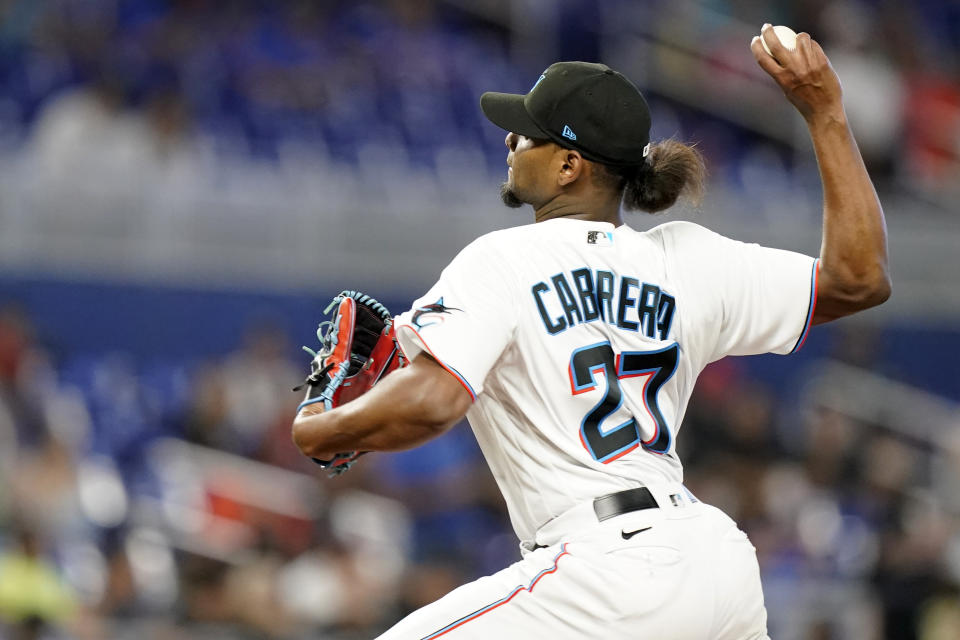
562 125 577 140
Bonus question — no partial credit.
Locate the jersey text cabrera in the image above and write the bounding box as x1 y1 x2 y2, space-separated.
394 219 816 542
531 268 675 339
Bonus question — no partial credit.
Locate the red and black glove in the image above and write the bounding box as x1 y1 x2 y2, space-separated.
294 290 406 474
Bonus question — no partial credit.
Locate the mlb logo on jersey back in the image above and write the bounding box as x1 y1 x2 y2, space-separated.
586 231 613 247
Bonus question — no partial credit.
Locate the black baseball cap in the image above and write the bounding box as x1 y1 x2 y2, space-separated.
480 61 652 166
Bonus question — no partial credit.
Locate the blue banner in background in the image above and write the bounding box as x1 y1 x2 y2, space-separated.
1 276 958 402
0 276 412 363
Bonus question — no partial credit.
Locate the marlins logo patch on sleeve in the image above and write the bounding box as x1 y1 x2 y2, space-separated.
411 298 462 329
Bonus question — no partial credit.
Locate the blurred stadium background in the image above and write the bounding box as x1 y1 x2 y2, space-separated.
0 0 958 638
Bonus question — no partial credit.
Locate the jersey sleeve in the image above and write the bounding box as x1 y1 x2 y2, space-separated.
393 235 517 400
663 222 819 364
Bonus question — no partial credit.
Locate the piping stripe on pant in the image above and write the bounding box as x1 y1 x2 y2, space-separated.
420 543 571 640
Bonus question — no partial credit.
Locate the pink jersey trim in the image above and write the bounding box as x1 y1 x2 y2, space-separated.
790 258 820 354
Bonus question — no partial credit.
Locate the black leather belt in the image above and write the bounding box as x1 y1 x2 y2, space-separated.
530 487 660 551
593 487 659 522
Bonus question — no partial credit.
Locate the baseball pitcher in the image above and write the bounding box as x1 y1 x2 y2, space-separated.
291 25 890 639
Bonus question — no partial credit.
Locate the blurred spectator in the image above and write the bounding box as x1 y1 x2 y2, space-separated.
0 526 77 639
220 321 299 458
26 77 131 184
0 305 47 451
817 0 906 177
902 70 960 197
8 431 86 548
182 364 233 452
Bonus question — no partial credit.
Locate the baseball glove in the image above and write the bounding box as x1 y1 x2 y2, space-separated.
295 290 406 475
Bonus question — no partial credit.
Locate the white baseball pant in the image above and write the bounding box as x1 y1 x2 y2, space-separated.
376 482 770 639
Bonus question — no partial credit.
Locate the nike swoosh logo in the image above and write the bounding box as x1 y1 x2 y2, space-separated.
621 526 653 540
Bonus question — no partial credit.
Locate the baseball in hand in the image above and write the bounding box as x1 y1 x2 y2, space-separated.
760 25 798 58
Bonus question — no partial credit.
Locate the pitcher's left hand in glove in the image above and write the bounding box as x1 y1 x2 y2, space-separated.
294 290 406 475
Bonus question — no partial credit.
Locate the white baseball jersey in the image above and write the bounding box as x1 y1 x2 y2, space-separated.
394 218 817 544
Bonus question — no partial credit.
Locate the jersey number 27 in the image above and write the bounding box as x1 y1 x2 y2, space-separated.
568 342 679 462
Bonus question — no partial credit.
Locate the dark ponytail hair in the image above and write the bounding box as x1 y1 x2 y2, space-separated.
597 140 707 213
